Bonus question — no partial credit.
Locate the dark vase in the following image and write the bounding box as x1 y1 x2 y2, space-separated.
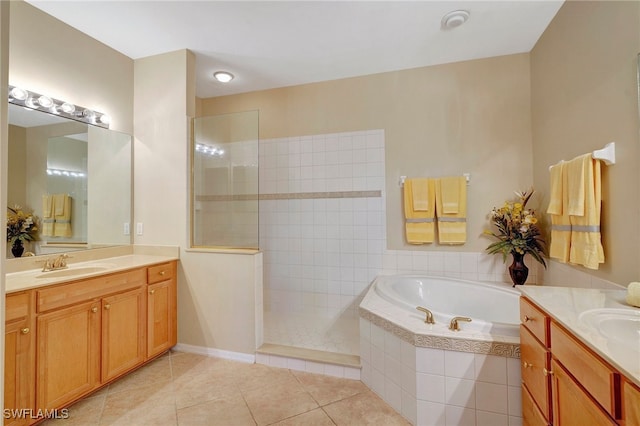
11 240 24 258
509 251 528 287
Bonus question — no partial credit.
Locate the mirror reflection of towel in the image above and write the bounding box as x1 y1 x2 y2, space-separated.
42 194 54 236
53 194 72 237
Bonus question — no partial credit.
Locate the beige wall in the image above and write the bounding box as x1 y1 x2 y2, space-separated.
8 1 133 134
202 54 535 253
1 0 10 411
531 0 640 285
7 124 26 207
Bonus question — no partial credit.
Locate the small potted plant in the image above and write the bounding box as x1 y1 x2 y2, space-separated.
484 188 546 286
7 205 38 258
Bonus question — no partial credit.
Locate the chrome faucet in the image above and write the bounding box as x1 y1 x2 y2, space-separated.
449 316 472 331
42 253 70 272
416 306 435 324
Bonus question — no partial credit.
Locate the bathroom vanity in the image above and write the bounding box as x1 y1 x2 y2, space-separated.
519 287 640 426
3 256 177 426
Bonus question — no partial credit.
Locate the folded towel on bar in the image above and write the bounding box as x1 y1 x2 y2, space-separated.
566 154 588 216
435 176 467 244
53 194 72 237
439 176 460 214
41 194 54 237
403 178 436 244
569 157 604 269
547 162 571 263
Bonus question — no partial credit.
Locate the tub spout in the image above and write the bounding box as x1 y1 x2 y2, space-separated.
449 316 472 331
416 306 435 324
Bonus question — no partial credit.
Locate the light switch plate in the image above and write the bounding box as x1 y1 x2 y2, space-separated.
136 222 143 235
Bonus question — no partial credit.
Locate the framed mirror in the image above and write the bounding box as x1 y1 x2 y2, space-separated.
7 103 132 258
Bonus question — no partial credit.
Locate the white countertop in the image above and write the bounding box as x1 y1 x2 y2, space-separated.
520 286 640 387
6 254 178 294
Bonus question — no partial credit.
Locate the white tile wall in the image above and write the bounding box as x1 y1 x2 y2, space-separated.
361 322 522 426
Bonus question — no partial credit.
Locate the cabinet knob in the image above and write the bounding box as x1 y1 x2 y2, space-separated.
543 368 554 376
522 361 533 369
21 327 29 334
91 307 98 313
523 315 533 322
104 304 111 310
149 289 155 295
159 271 166 276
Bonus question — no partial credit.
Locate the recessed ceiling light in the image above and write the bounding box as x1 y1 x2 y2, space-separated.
441 10 470 30
213 71 234 83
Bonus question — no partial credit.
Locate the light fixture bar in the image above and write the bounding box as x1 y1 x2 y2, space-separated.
8 85 111 129
195 142 225 157
46 168 86 178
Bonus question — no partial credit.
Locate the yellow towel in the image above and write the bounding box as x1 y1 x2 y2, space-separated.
41 194 54 237
566 154 588 216
53 194 72 237
440 177 460 214
435 176 467 244
569 158 604 269
548 162 571 262
411 178 431 211
403 178 435 244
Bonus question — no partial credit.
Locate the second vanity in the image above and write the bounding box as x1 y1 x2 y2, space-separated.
519 286 640 425
4 249 178 426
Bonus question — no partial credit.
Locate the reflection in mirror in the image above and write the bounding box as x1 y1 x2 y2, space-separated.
7 103 132 258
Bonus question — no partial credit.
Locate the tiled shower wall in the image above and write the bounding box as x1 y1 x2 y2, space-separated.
259 129 386 318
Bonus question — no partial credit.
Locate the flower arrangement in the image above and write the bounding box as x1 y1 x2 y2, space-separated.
7 205 38 246
484 188 546 268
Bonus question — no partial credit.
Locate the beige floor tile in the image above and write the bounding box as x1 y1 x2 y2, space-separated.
271 408 336 426
235 363 299 393
242 378 319 425
173 370 241 410
292 370 369 406
323 391 411 426
176 397 256 426
100 381 175 425
41 394 105 426
107 356 172 395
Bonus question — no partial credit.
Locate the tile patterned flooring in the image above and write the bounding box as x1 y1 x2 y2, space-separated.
43 350 409 426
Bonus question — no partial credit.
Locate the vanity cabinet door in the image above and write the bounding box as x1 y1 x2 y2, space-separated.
550 359 616 426
520 324 551 422
147 278 176 359
101 287 146 382
37 300 101 410
623 380 640 425
4 292 35 426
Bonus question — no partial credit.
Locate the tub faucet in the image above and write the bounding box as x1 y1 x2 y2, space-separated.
416 306 435 324
449 316 472 331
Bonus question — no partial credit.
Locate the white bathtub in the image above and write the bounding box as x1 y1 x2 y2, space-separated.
373 275 521 337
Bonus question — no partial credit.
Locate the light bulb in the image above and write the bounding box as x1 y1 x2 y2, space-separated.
99 114 111 124
61 103 76 114
213 71 234 83
37 95 53 108
9 87 28 101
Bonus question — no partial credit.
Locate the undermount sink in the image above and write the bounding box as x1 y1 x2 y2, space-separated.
578 308 640 352
36 264 115 279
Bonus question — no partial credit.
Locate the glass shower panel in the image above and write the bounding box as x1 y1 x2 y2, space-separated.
191 111 259 249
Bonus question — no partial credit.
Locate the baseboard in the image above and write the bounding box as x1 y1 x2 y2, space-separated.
173 343 255 364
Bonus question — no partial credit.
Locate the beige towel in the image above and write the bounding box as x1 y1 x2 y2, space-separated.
440 177 460 214
435 177 467 244
403 178 436 244
42 194 54 237
548 163 571 263
569 158 604 269
566 154 588 216
411 178 431 211
53 194 72 237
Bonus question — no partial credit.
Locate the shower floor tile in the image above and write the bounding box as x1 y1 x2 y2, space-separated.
263 311 360 355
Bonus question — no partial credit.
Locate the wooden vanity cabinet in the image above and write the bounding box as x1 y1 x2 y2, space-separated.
4 291 35 426
146 262 176 359
623 380 640 425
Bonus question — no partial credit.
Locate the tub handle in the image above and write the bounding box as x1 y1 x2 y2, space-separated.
416 306 435 324
449 316 472 331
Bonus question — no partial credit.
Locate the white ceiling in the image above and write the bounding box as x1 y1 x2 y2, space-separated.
26 1 563 99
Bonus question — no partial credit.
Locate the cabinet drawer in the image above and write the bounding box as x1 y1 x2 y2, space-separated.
521 324 551 421
520 297 549 347
551 359 616 425
550 322 618 418
623 380 640 425
6 291 31 322
522 383 549 426
37 269 145 313
147 262 174 284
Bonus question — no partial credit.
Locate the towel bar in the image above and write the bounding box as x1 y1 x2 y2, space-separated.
548 142 616 170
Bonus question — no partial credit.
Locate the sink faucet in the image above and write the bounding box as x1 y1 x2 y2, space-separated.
42 253 70 272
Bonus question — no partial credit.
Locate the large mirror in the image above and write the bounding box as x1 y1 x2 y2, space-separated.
7 103 132 258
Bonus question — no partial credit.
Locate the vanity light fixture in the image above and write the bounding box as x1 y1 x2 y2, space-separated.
441 10 470 30
46 168 86 178
8 85 111 129
213 71 234 83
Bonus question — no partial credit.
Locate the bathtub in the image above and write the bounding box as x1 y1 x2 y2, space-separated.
373 275 521 337
359 275 523 425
